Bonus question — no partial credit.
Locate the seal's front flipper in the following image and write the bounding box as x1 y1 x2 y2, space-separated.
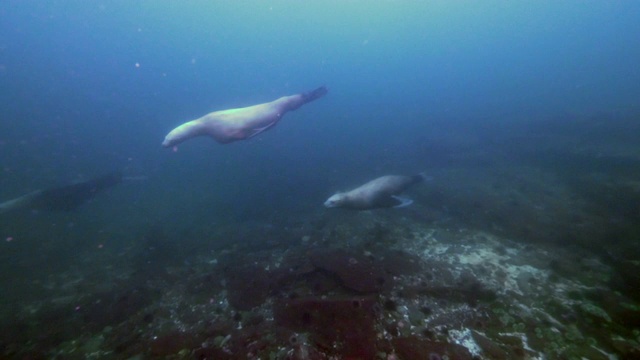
301 85 328 104
391 195 414 208
376 195 414 208
248 120 278 139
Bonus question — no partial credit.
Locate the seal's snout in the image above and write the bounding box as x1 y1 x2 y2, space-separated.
323 194 341 208
162 134 176 148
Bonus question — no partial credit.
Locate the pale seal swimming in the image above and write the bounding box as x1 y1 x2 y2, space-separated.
324 173 428 210
162 86 328 148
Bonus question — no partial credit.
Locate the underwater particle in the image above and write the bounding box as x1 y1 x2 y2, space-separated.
5 236 13 242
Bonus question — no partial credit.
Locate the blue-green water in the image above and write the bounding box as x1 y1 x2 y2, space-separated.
1 2 640 358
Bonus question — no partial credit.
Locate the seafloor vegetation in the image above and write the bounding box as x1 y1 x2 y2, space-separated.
1 113 640 359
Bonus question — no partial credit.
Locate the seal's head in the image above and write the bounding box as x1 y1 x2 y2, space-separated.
324 193 347 208
162 125 190 148
161 136 175 148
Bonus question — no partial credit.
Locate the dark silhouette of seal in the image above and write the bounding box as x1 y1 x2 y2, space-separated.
0 171 122 214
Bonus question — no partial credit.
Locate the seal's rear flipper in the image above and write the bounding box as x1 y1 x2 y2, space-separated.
301 85 328 104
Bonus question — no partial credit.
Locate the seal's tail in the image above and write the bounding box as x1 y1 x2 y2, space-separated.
301 85 328 104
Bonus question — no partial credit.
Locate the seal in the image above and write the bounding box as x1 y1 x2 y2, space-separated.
162 86 328 148
0 171 122 214
324 173 428 210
